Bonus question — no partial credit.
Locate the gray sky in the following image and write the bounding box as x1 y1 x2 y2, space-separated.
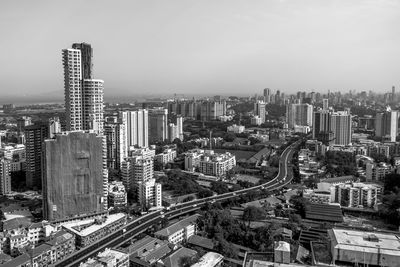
0 0 399 102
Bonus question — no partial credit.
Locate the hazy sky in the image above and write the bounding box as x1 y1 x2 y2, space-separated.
0 0 399 102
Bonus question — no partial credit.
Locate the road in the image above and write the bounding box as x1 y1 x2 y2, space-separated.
55 139 301 266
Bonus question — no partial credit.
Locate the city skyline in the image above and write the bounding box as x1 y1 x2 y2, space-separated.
0 0 399 104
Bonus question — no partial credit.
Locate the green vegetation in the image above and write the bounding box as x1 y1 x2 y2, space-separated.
380 173 400 226
324 151 357 176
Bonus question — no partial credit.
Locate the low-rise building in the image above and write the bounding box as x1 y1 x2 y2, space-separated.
329 228 400 267
227 124 245 134
124 235 171 266
1 230 75 267
155 214 200 244
62 213 126 248
366 162 392 182
155 149 177 167
79 248 129 267
108 181 127 208
198 151 236 177
191 252 224 267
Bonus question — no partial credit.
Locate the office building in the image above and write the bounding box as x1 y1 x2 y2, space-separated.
62 43 104 133
375 109 399 142
25 118 61 189
148 108 168 144
42 131 108 221
286 103 313 129
138 178 162 209
253 101 266 124
0 158 11 195
119 110 149 148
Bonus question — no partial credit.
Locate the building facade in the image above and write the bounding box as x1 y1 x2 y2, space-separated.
42 131 108 221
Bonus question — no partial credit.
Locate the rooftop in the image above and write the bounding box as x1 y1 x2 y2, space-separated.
155 214 200 238
191 252 224 267
305 203 343 223
61 213 125 237
329 228 400 256
162 247 197 267
188 235 215 250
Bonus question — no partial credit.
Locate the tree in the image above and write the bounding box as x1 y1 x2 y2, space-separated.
211 181 230 194
198 189 213 198
179 255 198 267
290 196 308 218
242 206 267 226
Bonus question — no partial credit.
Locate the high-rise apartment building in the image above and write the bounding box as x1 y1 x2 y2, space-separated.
62 43 104 133
323 99 329 110
375 110 399 142
42 131 108 221
200 101 226 121
148 108 168 144
286 103 313 129
138 178 162 209
104 118 127 170
0 158 11 195
263 88 271 103
254 101 266 124
330 110 352 146
313 109 352 145
25 118 61 189
119 110 149 148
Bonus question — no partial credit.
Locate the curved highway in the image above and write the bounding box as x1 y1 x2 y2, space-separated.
56 139 301 266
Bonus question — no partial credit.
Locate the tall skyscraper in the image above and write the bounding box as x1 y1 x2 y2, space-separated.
313 110 333 144
375 110 399 142
148 108 168 144
25 118 61 189
104 117 127 170
263 88 270 103
323 99 329 110
330 110 352 146
0 158 11 195
119 110 149 148
42 131 108 221
62 43 104 133
254 101 266 124
286 103 313 129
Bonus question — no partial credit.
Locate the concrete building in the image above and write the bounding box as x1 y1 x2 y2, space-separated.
286 103 313 129
155 214 200 244
104 118 127 170
1 230 75 267
250 116 262 126
155 148 177 167
138 178 162 209
42 131 108 221
148 108 168 144
329 228 400 267
227 124 245 134
274 241 291 264
108 181 127 208
200 101 226 121
191 252 224 267
198 151 236 177
184 149 204 172
62 213 126 248
366 162 392 182
63 43 104 134
330 110 352 146
16 116 32 132
125 236 171 266
25 119 61 189
119 110 149 148
375 109 399 142
79 248 129 267
254 101 266 124
0 158 11 195
121 156 153 191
